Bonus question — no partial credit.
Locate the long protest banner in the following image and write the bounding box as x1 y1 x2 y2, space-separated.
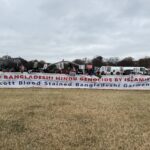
0 72 150 90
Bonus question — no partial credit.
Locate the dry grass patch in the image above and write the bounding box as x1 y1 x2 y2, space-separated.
0 89 150 150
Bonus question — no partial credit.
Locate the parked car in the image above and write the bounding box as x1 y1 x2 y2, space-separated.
123 69 134 75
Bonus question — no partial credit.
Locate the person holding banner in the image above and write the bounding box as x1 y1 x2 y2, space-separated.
20 64 25 73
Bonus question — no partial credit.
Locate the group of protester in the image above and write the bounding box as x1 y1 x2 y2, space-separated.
0 61 98 76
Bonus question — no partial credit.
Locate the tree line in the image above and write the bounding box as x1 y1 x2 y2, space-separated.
74 56 150 68
0 55 150 72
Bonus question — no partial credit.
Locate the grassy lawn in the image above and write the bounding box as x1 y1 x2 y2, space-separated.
0 89 150 150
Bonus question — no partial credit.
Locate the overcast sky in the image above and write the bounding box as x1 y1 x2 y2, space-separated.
0 0 150 62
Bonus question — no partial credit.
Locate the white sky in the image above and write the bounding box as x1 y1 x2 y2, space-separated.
0 0 150 62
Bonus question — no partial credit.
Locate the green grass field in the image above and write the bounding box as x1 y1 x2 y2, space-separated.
0 89 150 150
